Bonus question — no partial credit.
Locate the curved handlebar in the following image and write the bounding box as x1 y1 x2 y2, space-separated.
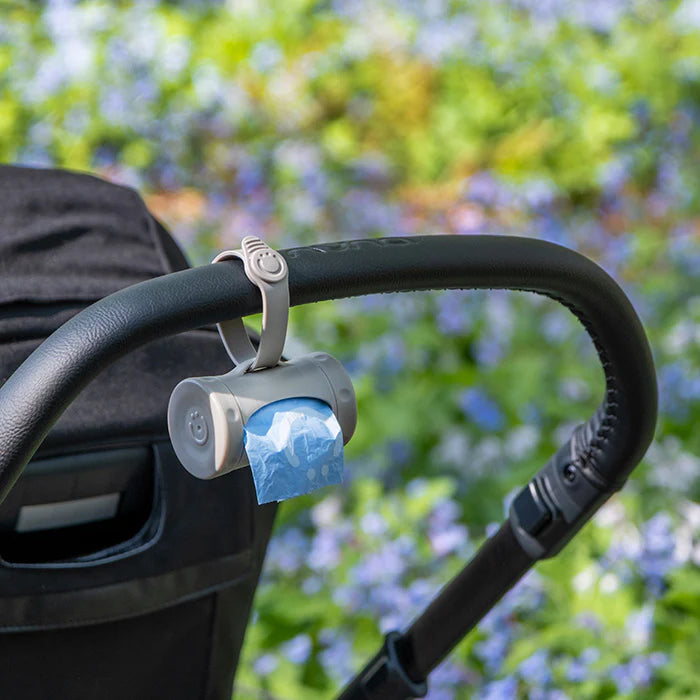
0 234 656 531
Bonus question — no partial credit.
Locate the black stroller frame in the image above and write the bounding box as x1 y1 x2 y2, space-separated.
0 230 657 697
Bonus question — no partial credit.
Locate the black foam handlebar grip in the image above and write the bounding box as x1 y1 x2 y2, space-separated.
0 235 657 506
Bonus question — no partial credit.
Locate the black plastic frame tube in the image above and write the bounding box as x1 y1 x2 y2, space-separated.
339 522 533 700
400 521 534 679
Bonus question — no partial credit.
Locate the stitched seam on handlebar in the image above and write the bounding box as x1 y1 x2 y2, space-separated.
545 292 618 487
308 284 620 488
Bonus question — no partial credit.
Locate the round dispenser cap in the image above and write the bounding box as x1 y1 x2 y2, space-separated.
309 352 357 443
167 377 245 479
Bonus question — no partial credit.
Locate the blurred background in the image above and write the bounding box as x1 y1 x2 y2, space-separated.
1 1 698 698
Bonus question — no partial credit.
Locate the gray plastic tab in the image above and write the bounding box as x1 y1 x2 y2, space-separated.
213 236 289 371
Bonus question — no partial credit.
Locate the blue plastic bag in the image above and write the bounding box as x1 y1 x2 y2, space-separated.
244 397 344 504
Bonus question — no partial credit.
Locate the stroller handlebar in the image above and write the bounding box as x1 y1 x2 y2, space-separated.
0 234 657 501
0 234 657 697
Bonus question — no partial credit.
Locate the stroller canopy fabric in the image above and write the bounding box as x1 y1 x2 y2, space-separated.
0 165 230 456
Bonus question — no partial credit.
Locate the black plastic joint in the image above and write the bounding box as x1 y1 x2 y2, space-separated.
337 632 428 700
511 481 552 536
509 424 613 560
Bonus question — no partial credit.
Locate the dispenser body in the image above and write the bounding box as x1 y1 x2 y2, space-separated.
167 353 357 480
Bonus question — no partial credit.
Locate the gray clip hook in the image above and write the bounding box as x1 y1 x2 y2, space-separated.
212 236 289 372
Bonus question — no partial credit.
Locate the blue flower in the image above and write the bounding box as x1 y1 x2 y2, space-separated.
460 388 505 432
635 512 679 595
387 439 413 466
541 310 572 343
429 523 469 557
264 527 309 574
464 172 502 207
429 498 461 529
250 40 283 73
609 664 635 695
360 511 388 536
309 529 343 571
607 652 668 695
477 675 519 700
475 628 512 673
668 229 700 276
414 16 476 64
474 334 507 368
302 576 323 594
518 649 551 687
535 213 573 247
407 578 438 609
333 583 364 612
281 634 312 665
253 653 278 676
580 648 601 665
566 646 600 683
426 659 471 699
627 656 653 688
565 659 586 683
352 540 407 585
437 290 472 336
520 178 558 210
624 604 654 650
319 633 355 684
659 360 700 420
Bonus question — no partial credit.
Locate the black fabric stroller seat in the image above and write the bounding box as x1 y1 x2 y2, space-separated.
0 166 276 699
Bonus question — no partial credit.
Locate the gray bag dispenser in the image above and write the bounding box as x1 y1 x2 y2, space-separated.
167 237 357 480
